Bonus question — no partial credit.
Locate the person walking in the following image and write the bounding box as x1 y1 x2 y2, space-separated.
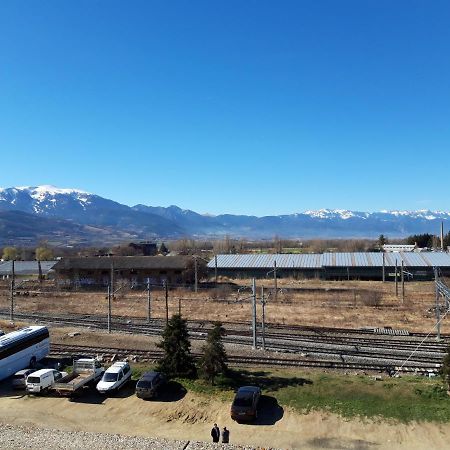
222 426 230 444
211 423 220 443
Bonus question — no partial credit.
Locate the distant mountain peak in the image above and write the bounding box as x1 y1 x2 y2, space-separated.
0 184 449 244
303 209 369 220
13 185 90 196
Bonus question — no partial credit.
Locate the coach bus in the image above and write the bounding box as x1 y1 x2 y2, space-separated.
0 326 50 382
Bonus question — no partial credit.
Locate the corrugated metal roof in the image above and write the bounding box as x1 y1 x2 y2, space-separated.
208 252 450 269
0 261 58 276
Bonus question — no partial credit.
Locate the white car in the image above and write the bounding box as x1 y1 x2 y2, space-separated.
96 362 131 395
26 369 68 394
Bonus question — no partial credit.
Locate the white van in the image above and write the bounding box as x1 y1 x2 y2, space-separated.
26 369 68 394
96 362 131 395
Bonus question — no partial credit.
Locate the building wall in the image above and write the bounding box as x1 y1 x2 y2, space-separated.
56 268 185 286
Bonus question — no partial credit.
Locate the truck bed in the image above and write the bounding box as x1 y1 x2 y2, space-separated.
53 372 94 392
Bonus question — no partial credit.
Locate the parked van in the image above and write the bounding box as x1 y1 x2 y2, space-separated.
26 369 68 394
96 362 131 395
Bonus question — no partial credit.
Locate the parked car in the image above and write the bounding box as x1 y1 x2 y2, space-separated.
26 369 68 394
96 361 131 395
230 386 261 422
12 369 36 389
135 371 167 399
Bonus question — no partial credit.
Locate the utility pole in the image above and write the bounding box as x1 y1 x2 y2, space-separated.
194 256 198 293
261 286 266 351
395 260 398 297
147 278 151 323
38 260 43 284
401 260 405 304
110 263 115 300
441 221 445 252
382 252 385 283
178 297 182 316
107 262 114 333
252 278 257 349
107 284 112 333
10 260 15 322
164 280 169 325
214 255 218 285
273 260 277 301
435 269 441 340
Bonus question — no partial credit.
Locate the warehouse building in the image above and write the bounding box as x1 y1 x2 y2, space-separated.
207 252 450 280
54 256 191 286
0 260 58 279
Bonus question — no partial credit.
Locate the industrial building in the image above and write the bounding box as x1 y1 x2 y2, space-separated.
207 252 450 280
0 260 58 279
53 256 191 286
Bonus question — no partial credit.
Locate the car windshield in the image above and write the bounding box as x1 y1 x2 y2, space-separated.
27 376 40 384
137 380 153 389
13 374 25 379
103 372 118 382
233 395 252 407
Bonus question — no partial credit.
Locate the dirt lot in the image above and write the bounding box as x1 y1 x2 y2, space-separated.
0 379 449 450
0 278 448 333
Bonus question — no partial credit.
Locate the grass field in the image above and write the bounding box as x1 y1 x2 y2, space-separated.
173 368 450 423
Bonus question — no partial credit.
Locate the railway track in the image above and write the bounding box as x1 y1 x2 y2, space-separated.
49 343 438 374
2 310 446 371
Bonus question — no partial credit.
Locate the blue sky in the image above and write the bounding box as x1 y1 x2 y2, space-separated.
1 0 449 216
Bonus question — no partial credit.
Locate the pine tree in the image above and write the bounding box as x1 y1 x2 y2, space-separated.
159 242 169 255
157 314 196 378
378 234 387 248
441 345 450 394
200 322 228 384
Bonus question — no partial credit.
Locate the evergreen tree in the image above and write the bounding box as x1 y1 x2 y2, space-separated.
378 234 387 248
405 233 434 248
441 345 450 394
157 314 196 378
200 322 228 384
444 232 450 249
159 242 169 255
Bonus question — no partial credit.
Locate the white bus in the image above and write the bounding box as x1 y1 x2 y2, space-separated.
0 326 50 382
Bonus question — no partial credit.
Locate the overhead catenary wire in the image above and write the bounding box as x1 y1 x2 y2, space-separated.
393 273 450 376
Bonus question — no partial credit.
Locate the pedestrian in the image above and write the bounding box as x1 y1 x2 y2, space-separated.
211 423 220 443
222 426 230 444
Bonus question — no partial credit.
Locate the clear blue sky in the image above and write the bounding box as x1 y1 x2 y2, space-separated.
1 0 449 216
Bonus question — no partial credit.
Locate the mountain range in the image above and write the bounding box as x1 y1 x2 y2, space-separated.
0 185 448 245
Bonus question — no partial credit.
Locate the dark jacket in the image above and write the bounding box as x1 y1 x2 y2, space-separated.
211 426 220 442
222 429 230 443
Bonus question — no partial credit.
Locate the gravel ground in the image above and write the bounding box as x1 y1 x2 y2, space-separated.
0 423 271 450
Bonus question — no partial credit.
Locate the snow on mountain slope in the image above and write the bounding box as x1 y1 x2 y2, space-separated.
0 185 449 241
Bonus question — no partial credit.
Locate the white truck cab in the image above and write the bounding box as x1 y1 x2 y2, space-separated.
26 369 68 394
96 361 131 394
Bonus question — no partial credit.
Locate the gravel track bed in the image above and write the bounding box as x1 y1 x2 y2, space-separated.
0 423 264 450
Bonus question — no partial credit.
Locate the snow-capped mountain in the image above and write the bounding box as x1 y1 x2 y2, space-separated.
0 185 449 245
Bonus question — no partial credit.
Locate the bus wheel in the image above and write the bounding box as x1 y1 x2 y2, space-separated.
29 357 37 368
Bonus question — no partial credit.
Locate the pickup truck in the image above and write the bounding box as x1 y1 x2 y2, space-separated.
52 358 104 397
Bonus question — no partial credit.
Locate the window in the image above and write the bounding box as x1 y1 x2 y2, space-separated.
103 373 118 382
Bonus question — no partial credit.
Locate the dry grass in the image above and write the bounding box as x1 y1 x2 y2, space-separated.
0 278 447 333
